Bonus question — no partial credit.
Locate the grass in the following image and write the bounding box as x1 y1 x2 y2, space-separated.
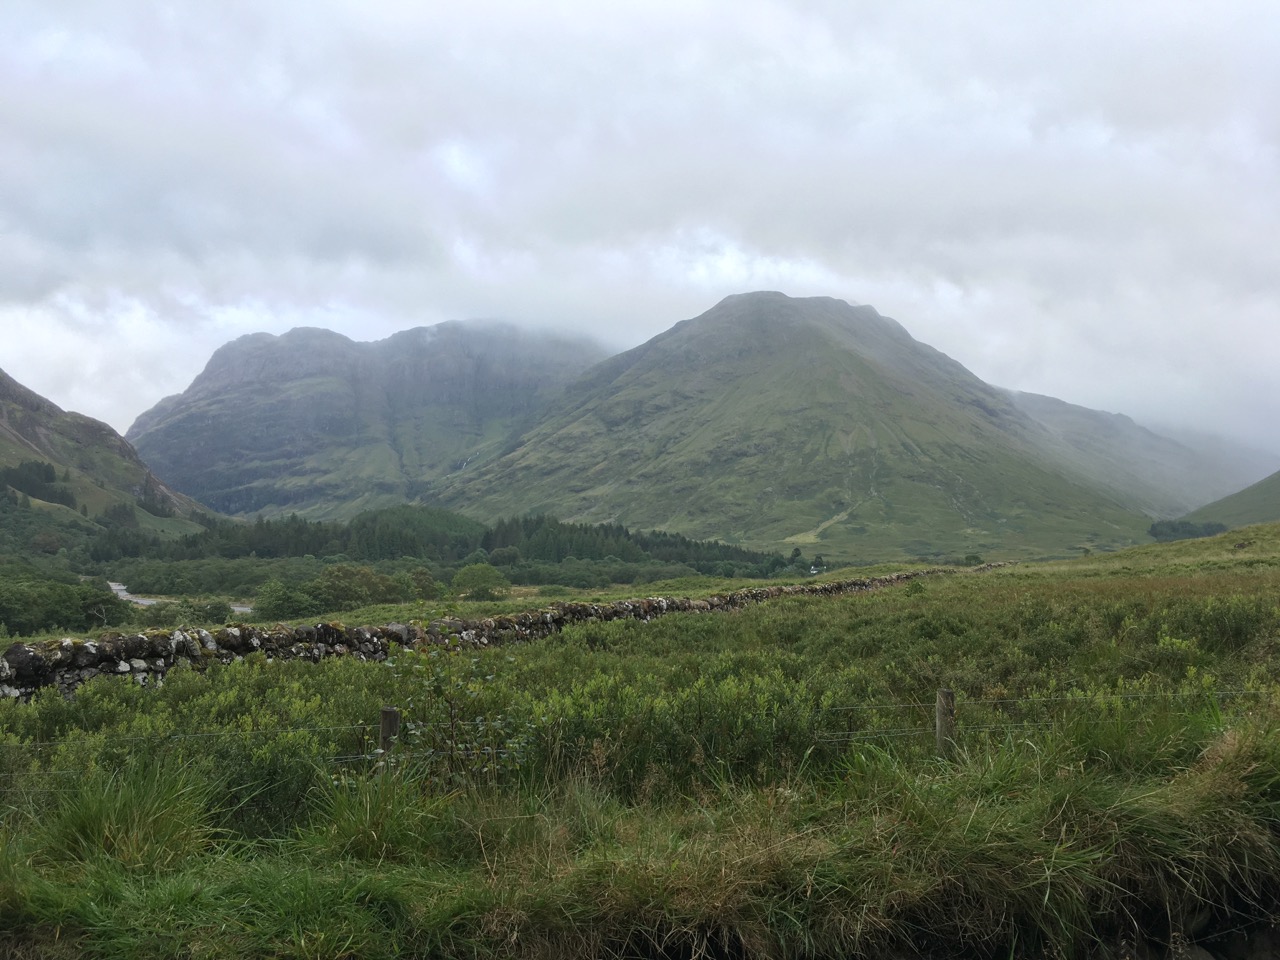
4 525 1280 956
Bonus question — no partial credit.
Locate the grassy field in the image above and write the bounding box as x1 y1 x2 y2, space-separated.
4 526 1280 957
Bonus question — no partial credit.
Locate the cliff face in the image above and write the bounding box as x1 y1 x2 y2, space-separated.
127 321 608 518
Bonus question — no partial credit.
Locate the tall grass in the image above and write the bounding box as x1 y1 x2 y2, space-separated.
4 535 1280 956
27 762 221 873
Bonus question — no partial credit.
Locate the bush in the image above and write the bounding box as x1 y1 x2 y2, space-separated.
450 563 511 601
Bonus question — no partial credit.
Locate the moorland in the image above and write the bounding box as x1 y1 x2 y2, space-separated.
4 524 1280 958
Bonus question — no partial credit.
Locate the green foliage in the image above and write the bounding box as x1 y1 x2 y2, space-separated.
1186 467 1280 528
253 578 318 621
0 460 75 509
7 531 1280 956
303 768 454 862
0 565 131 637
32 763 219 871
449 563 510 601
133 597 233 629
308 564 411 611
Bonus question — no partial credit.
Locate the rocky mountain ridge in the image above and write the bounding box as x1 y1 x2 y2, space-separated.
127 320 608 518
125 293 1272 560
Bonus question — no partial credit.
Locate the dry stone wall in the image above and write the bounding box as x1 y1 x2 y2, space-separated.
1 570 945 700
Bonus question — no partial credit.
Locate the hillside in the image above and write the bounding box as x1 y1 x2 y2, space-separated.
127 321 608 518
1183 468 1280 528
434 292 1152 559
1006 390 1260 516
0 367 203 541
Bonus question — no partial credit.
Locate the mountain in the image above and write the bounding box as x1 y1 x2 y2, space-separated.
431 292 1153 559
1005 391 1262 517
127 321 609 518
1183 469 1280 529
0 367 203 541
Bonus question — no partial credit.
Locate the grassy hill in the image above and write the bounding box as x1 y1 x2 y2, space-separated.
127 322 607 518
1006 390 1260 516
1183 468 1280 528
436 293 1151 560
0 367 204 543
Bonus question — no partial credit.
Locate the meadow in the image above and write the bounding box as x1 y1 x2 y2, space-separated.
3 525 1280 958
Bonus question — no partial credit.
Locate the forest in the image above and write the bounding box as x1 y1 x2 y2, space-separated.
0 469 798 636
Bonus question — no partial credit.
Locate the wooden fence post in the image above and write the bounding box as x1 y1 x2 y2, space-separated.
935 689 956 760
380 706 401 753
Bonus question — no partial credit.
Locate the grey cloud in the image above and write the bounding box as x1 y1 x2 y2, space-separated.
1 0 1278 454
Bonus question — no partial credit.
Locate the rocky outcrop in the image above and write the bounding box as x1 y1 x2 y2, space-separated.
0 570 944 700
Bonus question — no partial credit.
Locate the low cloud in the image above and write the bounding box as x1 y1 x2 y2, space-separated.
2 0 1277 453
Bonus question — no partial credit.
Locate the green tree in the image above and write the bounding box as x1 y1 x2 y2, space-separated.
450 563 511 601
254 579 318 621
408 567 439 600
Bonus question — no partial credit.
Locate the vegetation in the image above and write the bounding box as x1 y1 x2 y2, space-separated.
0 498 791 637
0 461 77 510
0 562 131 637
449 562 510 600
3 525 1280 956
1148 519 1229 542
433 293 1164 560
1185 466 1280 529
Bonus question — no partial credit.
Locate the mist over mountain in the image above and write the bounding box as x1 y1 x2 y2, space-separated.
127 321 609 518
1004 391 1267 518
125 293 1266 560
430 293 1164 558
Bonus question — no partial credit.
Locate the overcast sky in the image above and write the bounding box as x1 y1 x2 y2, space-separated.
3 1 1278 453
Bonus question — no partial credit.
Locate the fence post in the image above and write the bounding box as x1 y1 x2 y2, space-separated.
380 706 401 753
935 689 956 760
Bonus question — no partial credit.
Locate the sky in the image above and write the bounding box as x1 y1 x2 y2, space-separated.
2 1 1278 453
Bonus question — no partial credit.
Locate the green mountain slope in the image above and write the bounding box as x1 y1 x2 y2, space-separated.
0 367 205 545
434 292 1150 559
1006 391 1258 517
127 321 608 519
1183 469 1280 528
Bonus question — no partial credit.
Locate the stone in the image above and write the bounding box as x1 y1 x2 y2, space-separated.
71 640 100 668
2 645 50 686
128 658 148 672
115 661 131 673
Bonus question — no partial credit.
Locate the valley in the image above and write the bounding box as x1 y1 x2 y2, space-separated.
3 291 1280 959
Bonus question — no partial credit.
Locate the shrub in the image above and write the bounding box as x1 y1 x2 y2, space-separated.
450 563 511 601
